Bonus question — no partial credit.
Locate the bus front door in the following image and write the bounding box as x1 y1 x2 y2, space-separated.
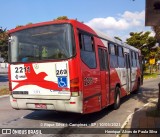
98 47 109 108
125 53 131 93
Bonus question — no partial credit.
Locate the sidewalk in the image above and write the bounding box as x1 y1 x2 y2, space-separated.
120 99 160 137
120 100 160 137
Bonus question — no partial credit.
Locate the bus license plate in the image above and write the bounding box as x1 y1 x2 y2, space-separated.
35 103 47 109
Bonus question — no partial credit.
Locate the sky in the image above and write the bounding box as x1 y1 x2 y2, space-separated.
1 0 153 41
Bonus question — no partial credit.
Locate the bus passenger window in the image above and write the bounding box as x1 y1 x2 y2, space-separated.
136 53 140 68
131 51 137 67
109 43 118 68
79 33 96 68
98 48 108 70
117 46 125 68
83 35 94 52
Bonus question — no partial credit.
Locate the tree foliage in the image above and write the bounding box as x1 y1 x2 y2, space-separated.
153 26 160 41
15 23 33 28
54 16 68 20
114 36 122 41
15 25 23 28
0 27 8 61
126 31 157 60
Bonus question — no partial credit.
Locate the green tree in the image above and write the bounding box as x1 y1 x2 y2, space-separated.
54 16 68 20
26 22 33 26
15 22 33 28
126 31 158 73
0 27 8 61
114 36 122 41
152 26 160 45
15 25 23 28
126 31 157 61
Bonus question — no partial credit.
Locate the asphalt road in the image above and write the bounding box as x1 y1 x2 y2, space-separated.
0 77 159 137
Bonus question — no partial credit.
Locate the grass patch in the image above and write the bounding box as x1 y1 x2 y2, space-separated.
0 88 9 96
143 72 158 79
146 109 160 117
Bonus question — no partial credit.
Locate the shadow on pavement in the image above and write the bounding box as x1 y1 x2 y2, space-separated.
121 79 160 137
131 86 158 104
24 79 159 130
24 105 114 126
19 78 160 137
127 101 160 137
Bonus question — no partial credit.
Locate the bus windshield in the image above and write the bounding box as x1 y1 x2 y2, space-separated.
9 24 75 63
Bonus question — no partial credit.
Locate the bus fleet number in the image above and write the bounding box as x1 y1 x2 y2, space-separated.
15 67 30 73
56 69 67 76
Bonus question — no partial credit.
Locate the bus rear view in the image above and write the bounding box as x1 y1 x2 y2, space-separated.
9 19 142 114
8 21 83 113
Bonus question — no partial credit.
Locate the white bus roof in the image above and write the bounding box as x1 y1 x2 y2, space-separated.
92 28 140 53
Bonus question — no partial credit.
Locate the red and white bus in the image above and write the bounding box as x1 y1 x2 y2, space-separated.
8 19 143 114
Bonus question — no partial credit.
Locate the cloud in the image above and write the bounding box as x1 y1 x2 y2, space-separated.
85 17 129 30
85 10 145 31
121 11 145 21
85 10 146 41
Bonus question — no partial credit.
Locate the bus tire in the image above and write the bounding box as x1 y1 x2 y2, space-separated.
114 87 120 109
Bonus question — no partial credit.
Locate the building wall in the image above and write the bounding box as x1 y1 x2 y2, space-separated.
0 63 8 73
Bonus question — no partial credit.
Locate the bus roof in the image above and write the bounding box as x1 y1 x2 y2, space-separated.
8 19 77 34
92 28 140 53
9 19 140 53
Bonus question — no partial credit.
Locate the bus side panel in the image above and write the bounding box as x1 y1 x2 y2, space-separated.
83 96 101 114
115 68 129 97
68 57 80 83
120 86 127 97
109 68 120 104
95 38 110 108
137 68 141 84
130 67 137 91
81 66 101 114
8 64 12 91
131 68 141 91
74 25 102 114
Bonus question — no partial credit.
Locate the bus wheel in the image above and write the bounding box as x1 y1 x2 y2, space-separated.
114 87 120 109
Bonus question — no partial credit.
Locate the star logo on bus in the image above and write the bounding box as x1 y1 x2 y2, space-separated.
34 64 39 69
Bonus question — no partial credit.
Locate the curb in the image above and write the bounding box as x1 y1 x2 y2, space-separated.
116 98 158 137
